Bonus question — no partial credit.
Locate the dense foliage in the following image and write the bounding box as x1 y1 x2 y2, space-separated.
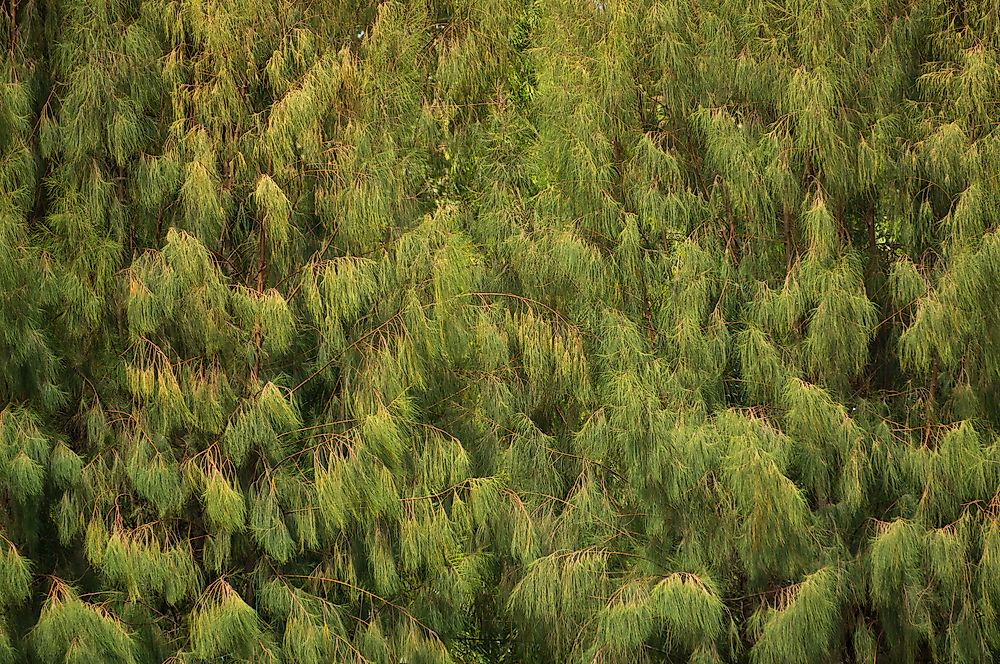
2 0 1000 661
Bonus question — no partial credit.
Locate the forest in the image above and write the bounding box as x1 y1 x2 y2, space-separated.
2 0 1000 661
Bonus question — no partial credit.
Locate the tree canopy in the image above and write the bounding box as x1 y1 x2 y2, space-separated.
2 0 1000 661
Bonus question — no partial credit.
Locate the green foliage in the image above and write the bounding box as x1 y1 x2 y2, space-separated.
2 0 1000 661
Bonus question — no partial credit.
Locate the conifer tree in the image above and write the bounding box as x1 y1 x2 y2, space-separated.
2 0 1000 662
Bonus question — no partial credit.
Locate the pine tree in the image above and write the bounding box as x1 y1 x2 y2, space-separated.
2 0 1000 662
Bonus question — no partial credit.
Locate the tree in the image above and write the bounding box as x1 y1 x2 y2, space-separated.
2 0 1000 662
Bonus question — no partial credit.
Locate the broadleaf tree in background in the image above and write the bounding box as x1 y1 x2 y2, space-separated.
1 0 1000 661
